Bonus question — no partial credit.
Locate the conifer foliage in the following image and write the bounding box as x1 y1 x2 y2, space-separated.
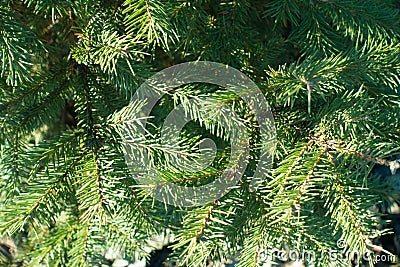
1 0 400 266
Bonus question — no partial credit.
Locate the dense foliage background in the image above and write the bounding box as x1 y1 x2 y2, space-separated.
1 0 400 266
